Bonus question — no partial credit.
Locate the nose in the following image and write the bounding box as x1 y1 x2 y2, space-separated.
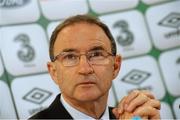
77 55 94 75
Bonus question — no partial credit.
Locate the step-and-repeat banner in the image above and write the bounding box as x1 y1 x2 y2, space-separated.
0 0 180 119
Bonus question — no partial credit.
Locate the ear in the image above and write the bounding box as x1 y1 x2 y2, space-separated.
47 61 59 85
113 55 122 79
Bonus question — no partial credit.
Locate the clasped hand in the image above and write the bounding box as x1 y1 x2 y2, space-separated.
113 90 161 120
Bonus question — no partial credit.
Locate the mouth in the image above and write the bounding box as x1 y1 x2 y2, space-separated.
79 81 95 85
78 81 96 86
77 76 97 87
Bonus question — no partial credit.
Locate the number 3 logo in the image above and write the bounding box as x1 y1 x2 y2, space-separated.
113 20 134 46
14 34 35 62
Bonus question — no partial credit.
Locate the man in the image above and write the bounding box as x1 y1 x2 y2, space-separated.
29 15 160 119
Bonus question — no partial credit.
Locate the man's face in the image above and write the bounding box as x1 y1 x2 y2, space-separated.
48 23 121 102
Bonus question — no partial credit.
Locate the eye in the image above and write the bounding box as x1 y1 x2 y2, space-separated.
63 53 78 60
92 51 103 56
89 50 104 59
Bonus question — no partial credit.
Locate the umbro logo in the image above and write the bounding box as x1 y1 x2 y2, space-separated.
0 0 30 8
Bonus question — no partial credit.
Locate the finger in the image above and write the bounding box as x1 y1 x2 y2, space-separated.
124 90 140 106
112 96 127 119
117 96 127 114
120 112 134 119
112 108 119 118
140 90 155 99
125 90 155 106
151 113 161 120
143 99 161 110
126 93 149 112
141 116 148 120
133 106 160 119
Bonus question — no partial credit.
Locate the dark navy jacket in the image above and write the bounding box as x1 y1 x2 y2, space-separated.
29 94 116 119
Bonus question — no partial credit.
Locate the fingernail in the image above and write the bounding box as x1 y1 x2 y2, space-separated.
126 106 131 112
125 104 131 112
124 104 128 109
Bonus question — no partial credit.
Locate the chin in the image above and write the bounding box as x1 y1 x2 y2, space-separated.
75 92 102 102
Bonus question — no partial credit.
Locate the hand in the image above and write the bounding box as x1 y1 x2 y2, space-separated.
113 90 161 120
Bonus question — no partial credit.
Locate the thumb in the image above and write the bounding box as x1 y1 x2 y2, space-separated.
112 108 119 118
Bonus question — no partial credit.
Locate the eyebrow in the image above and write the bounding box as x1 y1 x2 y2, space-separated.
60 45 106 53
61 48 78 52
88 45 106 51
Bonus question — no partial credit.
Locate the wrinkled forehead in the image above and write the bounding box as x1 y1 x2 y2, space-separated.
53 23 112 55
